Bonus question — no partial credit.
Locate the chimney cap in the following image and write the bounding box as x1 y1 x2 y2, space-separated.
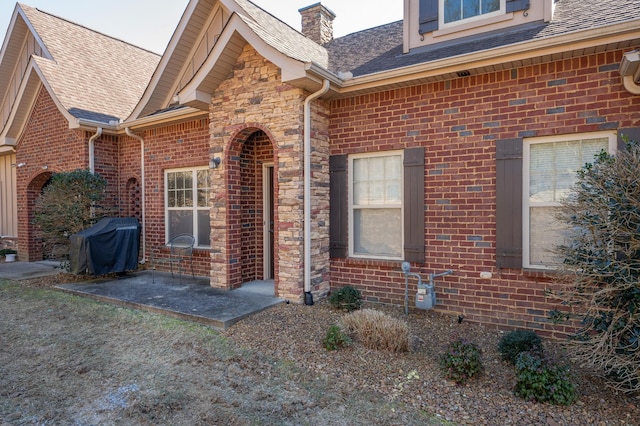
298 2 336 19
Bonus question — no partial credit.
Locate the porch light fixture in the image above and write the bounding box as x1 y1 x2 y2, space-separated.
209 157 221 169
619 50 640 79
16 162 26 168
619 50 640 95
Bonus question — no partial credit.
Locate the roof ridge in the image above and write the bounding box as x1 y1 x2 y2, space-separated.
24 4 160 57
332 19 403 43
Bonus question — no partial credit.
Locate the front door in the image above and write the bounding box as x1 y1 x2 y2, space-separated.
262 163 274 279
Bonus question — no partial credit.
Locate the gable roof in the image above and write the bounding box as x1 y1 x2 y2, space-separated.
128 0 328 121
20 4 160 123
0 3 159 144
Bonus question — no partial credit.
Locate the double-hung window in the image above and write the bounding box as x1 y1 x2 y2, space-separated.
165 167 210 247
523 132 616 269
441 0 502 25
349 152 403 259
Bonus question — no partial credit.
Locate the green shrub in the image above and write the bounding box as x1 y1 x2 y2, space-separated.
498 330 543 364
0 248 17 257
551 140 640 392
328 286 362 312
514 351 576 405
34 169 114 260
322 324 351 351
341 309 409 352
439 338 483 384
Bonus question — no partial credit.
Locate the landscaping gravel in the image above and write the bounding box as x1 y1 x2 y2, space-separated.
223 300 640 425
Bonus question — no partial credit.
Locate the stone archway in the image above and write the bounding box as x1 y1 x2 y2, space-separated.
220 125 277 291
25 171 53 260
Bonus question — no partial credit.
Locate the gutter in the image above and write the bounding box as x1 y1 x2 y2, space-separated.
329 20 640 95
125 128 147 263
303 79 330 305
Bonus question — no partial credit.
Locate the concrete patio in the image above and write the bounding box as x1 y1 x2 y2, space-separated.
0 261 284 329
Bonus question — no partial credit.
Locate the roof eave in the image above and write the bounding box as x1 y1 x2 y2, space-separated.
121 106 209 132
331 19 640 97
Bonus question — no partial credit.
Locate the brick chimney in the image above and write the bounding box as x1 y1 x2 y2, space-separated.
299 3 336 45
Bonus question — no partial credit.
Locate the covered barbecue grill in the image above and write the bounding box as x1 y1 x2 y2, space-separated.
69 217 140 275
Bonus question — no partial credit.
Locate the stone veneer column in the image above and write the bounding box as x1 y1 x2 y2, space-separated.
299 3 336 45
208 44 330 302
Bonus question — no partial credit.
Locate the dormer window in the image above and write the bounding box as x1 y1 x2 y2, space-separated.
419 0 529 34
442 0 502 26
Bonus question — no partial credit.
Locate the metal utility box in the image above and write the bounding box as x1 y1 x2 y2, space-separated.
415 282 436 310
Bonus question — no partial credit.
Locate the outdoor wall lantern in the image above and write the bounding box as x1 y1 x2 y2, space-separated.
210 157 221 169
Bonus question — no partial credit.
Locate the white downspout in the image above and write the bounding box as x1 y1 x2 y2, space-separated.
88 127 102 174
303 79 330 304
125 128 147 263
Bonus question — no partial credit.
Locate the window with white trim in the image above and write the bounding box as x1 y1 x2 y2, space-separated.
349 151 403 259
165 167 210 247
441 0 503 26
523 132 616 269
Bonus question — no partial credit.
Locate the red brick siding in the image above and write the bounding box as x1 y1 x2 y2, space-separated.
329 49 640 337
239 131 273 282
16 88 92 260
119 118 211 277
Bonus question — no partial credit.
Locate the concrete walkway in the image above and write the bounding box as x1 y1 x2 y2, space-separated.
0 260 63 279
0 262 284 329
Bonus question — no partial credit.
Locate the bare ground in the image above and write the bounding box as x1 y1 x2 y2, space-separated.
1 273 639 425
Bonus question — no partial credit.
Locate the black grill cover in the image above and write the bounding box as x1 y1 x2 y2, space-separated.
70 217 140 275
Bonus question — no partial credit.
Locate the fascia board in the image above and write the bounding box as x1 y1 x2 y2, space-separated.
1 60 44 141
28 60 84 129
335 20 640 94
126 0 201 121
120 107 208 131
178 13 307 104
0 5 53 66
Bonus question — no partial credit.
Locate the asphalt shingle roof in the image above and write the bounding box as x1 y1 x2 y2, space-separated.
234 0 328 67
20 3 160 123
326 0 640 77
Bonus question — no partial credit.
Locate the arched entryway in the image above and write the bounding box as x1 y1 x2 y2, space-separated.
225 126 277 291
25 171 53 260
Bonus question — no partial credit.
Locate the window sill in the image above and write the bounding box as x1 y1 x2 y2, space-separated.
434 13 513 38
522 267 558 279
343 257 404 269
193 247 211 253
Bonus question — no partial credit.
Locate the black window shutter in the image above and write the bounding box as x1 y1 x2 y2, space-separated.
495 138 523 269
419 0 438 34
618 127 640 151
404 147 425 264
329 155 348 259
506 0 530 13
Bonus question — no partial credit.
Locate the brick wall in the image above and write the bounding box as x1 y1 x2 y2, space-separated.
118 118 211 277
16 88 90 260
329 49 640 337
